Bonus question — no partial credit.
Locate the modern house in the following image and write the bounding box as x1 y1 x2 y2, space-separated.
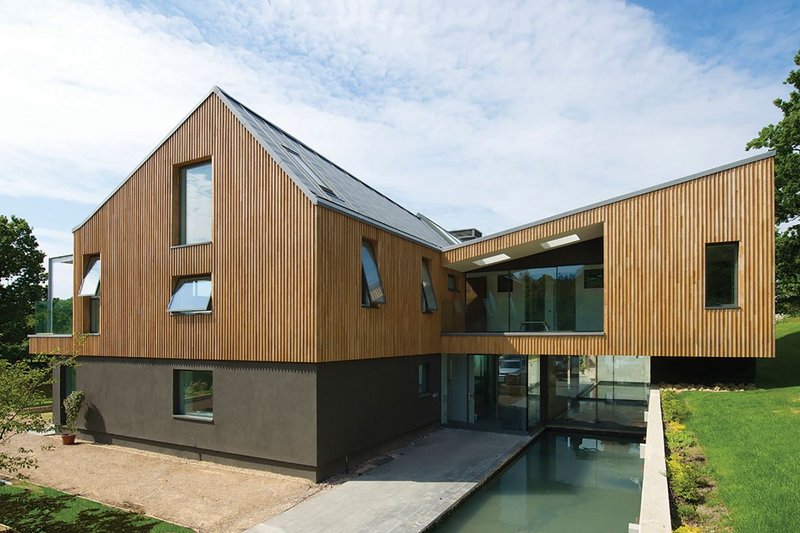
30 87 775 481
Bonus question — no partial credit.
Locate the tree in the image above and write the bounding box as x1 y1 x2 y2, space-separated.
0 355 74 478
0 215 47 361
747 50 800 314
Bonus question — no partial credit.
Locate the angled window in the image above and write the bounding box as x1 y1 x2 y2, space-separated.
178 161 212 245
168 276 212 314
706 242 738 308
282 146 338 198
361 240 386 306
174 370 213 420
78 256 101 296
78 255 101 334
421 259 438 313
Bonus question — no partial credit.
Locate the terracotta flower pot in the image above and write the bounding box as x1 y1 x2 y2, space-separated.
61 434 76 445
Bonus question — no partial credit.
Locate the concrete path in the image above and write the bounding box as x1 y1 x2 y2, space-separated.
246 428 531 533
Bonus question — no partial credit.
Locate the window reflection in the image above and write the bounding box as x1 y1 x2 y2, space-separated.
465 264 603 333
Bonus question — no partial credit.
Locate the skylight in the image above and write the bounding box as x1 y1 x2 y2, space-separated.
541 234 580 250
282 146 338 198
473 253 510 267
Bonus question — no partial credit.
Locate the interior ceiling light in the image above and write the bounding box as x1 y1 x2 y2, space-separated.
473 253 511 267
541 234 580 250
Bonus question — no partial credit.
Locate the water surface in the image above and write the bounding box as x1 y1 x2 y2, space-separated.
434 433 643 533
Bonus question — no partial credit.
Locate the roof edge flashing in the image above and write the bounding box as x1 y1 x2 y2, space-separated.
443 151 775 251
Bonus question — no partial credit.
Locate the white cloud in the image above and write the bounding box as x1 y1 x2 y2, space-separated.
0 0 785 236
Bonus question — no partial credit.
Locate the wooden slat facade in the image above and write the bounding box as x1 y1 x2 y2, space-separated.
31 94 318 362
443 157 775 358
29 92 775 363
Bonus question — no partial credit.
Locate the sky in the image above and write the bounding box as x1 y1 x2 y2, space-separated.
1 0 798 263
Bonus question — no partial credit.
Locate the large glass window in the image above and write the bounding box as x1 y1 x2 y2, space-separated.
178 161 212 245
361 240 386 306
168 276 212 313
174 370 213 419
466 264 603 333
421 259 438 313
706 242 738 308
35 255 74 335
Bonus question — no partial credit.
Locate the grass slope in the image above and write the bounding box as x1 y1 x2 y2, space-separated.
681 317 800 532
0 481 193 533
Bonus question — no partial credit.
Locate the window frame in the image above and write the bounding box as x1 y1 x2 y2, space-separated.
361 240 386 307
175 159 213 247
705 241 739 309
78 256 101 297
173 369 214 422
447 274 459 292
78 255 101 334
418 363 430 397
421 258 438 313
168 275 213 315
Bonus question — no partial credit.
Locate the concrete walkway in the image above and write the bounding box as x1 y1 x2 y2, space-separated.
246 428 531 533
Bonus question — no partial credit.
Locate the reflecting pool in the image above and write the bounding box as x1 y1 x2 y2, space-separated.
434 433 643 533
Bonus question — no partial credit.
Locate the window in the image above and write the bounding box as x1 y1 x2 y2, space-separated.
418 363 430 396
421 259 438 313
361 240 386 306
178 161 212 245
168 276 212 313
174 370 213 420
59 365 77 425
78 256 100 296
78 256 100 334
447 274 459 292
706 242 738 308
282 146 338 198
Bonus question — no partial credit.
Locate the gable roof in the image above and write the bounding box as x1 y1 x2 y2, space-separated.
73 87 455 249
214 88 454 249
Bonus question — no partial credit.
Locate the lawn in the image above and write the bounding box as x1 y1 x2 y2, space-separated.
680 317 800 532
0 480 193 533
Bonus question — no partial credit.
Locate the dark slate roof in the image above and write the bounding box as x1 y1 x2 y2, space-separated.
215 87 455 249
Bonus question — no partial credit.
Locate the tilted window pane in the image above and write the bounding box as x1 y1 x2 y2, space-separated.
706 243 738 307
421 259 438 312
361 241 386 305
78 257 101 297
176 370 213 418
168 277 212 313
179 162 212 245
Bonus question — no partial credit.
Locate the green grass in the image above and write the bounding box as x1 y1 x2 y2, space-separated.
0 480 193 533
680 317 800 532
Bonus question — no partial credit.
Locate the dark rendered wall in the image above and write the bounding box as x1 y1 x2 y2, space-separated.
316 354 441 478
54 357 319 478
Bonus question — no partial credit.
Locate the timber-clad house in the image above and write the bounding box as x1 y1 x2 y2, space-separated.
30 87 775 480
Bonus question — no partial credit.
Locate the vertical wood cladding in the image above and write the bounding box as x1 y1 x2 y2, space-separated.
28 97 774 362
35 94 317 362
442 157 775 358
315 209 444 361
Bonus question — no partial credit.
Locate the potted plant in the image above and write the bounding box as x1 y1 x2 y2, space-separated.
60 390 85 445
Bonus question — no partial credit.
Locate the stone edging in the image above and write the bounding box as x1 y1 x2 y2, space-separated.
629 388 671 533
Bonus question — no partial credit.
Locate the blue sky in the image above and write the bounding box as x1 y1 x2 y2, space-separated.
0 0 798 260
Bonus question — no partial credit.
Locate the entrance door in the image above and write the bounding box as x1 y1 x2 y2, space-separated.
447 356 473 424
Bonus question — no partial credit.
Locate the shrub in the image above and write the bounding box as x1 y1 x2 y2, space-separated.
62 391 85 435
661 389 689 423
668 455 702 504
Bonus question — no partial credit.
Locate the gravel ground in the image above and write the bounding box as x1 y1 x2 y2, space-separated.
6 433 322 533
